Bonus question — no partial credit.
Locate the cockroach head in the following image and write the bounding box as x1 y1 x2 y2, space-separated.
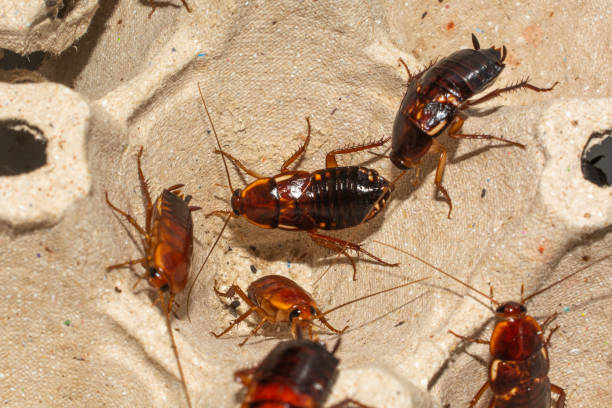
149 266 171 293
230 189 242 216
289 305 318 338
289 305 317 324
495 301 526 318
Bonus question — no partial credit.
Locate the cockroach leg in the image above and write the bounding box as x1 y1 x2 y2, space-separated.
105 192 149 238
448 330 490 345
131 272 148 291
545 325 560 347
280 117 312 173
308 231 398 280
462 79 559 108
211 307 256 338
398 57 413 85
180 0 191 12
214 149 264 179
325 137 390 168
468 381 490 408
309 233 357 277
540 312 559 330
240 318 271 346
211 281 271 345
429 139 452 219
448 116 526 148
166 183 186 192
135 147 154 231
147 0 158 18
106 257 149 271
551 383 567 408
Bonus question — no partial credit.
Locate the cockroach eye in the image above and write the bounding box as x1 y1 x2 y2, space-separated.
289 309 301 322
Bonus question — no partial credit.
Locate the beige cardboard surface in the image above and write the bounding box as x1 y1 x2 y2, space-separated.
0 1 610 407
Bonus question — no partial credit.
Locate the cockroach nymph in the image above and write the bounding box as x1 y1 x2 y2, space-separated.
212 274 426 346
106 147 201 408
235 333 374 407
378 241 611 408
198 83 401 279
391 34 558 218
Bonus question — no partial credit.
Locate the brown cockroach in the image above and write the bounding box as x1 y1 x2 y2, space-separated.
376 241 612 408
235 332 373 408
198 84 401 280
147 0 191 18
106 147 201 408
211 274 427 346
391 34 558 217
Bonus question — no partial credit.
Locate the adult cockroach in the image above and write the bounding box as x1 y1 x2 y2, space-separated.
147 0 191 18
105 147 201 408
376 241 612 408
391 34 558 218
212 274 427 346
198 84 401 280
235 333 373 407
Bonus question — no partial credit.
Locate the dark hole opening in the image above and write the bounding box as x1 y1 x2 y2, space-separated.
0 120 47 176
581 129 612 187
0 49 45 71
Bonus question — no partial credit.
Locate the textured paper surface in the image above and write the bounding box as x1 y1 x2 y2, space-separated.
1 1 610 407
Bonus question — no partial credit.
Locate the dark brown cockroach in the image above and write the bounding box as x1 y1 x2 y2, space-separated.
147 0 191 18
198 84 401 280
377 241 612 408
106 147 201 408
235 334 373 408
212 274 427 346
391 34 558 218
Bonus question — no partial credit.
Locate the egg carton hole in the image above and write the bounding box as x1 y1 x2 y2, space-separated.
0 49 45 71
581 129 612 187
0 119 47 176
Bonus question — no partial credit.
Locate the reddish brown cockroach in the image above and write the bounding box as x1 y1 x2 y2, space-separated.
377 241 611 408
147 0 191 18
198 84 401 279
235 334 373 408
391 34 558 218
106 147 201 408
212 274 427 346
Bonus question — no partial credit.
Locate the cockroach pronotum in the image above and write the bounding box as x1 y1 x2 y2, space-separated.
235 334 373 407
377 241 612 408
198 84 401 280
147 0 191 18
211 274 427 346
105 147 201 408
390 34 558 218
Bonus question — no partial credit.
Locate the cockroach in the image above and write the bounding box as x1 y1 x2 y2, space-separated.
391 34 558 218
235 334 373 407
376 241 612 408
198 84 401 280
105 147 201 408
211 274 427 346
147 0 191 18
